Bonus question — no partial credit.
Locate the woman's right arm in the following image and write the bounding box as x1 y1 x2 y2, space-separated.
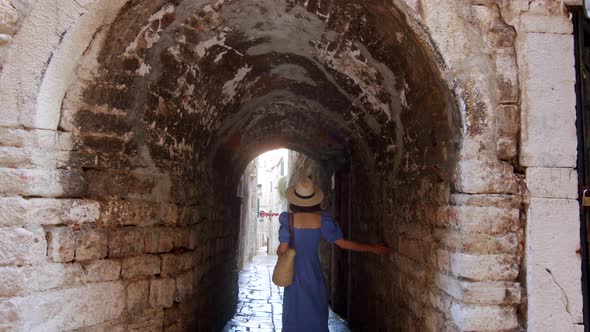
334 239 390 255
277 212 290 256
276 243 289 256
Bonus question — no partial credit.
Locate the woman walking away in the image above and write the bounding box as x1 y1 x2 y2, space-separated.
277 178 390 332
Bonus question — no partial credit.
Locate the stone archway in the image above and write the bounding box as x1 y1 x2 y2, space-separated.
0 1 581 331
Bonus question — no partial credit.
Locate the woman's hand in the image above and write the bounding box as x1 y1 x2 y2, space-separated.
335 239 391 255
368 243 391 255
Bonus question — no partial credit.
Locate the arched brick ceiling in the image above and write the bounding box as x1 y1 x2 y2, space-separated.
80 0 457 180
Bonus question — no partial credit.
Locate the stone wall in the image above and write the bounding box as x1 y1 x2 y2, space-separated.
332 1 581 331
237 160 258 270
506 2 583 330
0 0 583 331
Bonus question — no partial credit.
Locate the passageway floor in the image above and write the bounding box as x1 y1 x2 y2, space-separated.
223 255 350 332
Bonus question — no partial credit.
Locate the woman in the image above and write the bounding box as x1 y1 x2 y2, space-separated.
277 178 390 332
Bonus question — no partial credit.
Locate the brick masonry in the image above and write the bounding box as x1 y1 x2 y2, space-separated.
0 0 582 331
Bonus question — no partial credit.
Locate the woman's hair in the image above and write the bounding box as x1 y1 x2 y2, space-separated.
289 203 322 213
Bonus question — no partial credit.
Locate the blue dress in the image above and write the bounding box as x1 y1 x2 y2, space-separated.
278 211 343 332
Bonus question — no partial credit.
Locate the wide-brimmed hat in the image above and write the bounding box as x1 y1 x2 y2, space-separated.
285 178 324 207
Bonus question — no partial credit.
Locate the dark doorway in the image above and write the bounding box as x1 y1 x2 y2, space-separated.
574 9 590 330
331 168 352 320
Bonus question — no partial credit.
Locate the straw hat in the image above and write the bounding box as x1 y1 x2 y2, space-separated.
285 178 324 207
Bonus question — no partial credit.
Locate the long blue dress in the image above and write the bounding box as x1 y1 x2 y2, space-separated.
278 211 343 332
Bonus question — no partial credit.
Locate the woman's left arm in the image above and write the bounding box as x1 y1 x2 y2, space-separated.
334 239 390 255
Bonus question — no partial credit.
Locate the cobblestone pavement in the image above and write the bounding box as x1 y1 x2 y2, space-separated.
223 255 351 332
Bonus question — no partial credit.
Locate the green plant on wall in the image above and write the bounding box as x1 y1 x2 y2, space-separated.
278 176 288 201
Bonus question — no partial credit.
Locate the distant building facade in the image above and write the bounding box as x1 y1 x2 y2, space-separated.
256 149 290 255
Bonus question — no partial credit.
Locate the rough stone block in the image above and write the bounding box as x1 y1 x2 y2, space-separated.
4 282 125 331
145 227 175 253
394 253 427 283
81 135 124 154
526 167 577 199
122 255 161 280
175 271 193 302
519 32 576 167
0 263 84 297
461 281 521 305
0 168 86 197
162 204 179 226
520 12 573 34
170 176 198 204
0 298 18 331
0 128 76 150
496 104 519 159
108 228 144 257
461 232 519 254
0 146 33 167
127 308 164 331
98 200 159 228
0 226 46 266
86 170 131 198
0 197 100 227
83 259 121 282
450 253 518 281
450 303 518 330
449 205 520 235
176 252 194 272
496 105 519 137
454 160 519 194
66 149 132 170
471 4 496 33
397 237 429 263
174 228 191 249
75 110 132 135
527 198 583 328
127 280 150 315
161 254 176 277
177 206 200 226
495 49 518 103
47 227 76 263
129 174 158 198
437 272 521 305
0 146 78 169
450 194 521 209
496 136 517 160
164 306 180 327
420 0 472 66
75 229 108 261
150 278 176 308
436 272 463 300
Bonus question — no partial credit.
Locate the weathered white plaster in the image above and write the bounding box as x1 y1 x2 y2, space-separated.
0 0 128 129
0 0 85 129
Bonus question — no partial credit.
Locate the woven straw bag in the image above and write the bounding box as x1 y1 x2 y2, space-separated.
272 248 296 286
272 213 296 287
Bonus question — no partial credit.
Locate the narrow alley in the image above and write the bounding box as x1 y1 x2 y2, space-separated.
223 255 350 332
